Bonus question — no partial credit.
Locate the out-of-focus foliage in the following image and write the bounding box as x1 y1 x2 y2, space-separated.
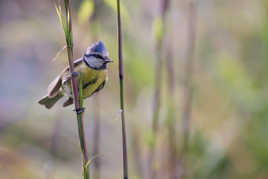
152 17 164 42
78 0 94 24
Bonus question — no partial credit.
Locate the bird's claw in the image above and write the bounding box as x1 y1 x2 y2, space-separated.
73 107 85 115
72 71 79 77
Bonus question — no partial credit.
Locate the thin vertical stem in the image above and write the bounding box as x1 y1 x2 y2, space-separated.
78 73 89 179
182 0 197 178
152 41 163 134
152 0 170 133
182 0 197 154
64 0 79 109
117 0 129 179
77 112 90 178
149 0 170 178
149 46 162 178
62 0 89 178
165 48 178 179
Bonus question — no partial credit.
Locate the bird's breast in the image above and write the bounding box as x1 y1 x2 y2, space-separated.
62 63 107 98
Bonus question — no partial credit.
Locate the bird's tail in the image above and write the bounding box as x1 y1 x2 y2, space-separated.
38 93 64 109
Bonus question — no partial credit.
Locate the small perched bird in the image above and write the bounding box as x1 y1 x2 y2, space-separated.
38 41 112 109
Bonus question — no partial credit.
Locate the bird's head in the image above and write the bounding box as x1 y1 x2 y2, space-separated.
83 41 112 70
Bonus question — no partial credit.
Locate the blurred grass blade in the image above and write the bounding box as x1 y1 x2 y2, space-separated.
55 4 67 36
78 0 94 24
152 17 164 42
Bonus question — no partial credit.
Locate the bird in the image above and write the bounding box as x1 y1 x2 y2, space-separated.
38 41 112 109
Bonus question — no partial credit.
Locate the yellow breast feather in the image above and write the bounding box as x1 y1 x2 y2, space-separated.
62 62 107 98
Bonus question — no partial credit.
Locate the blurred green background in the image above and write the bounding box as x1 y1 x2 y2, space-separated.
1 0 268 178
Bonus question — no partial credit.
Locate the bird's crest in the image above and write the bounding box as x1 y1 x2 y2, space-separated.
86 41 108 57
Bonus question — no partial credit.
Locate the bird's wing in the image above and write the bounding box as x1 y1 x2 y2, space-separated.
48 58 83 97
91 80 106 95
61 58 84 83
48 75 62 97
64 58 84 72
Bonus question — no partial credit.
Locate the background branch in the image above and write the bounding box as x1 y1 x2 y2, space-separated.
181 0 197 178
149 0 170 178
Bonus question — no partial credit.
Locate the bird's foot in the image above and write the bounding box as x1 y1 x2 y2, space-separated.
73 107 85 115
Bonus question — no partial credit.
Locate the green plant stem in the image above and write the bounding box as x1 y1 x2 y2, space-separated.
152 41 163 134
78 73 90 179
77 111 90 179
149 0 170 178
163 3 178 178
152 0 169 136
182 0 197 156
117 0 129 178
149 41 163 179
181 0 197 178
166 48 178 179
61 0 89 178
64 1 79 109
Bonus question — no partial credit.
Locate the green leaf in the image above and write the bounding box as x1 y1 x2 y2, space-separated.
55 4 68 39
55 5 65 31
145 131 155 148
152 17 163 42
78 0 94 24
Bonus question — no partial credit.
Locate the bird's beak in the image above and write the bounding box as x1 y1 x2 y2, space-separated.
104 57 113 63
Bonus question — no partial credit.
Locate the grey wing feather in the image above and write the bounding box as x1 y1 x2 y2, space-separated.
62 58 84 82
74 58 83 66
64 58 83 72
47 58 84 97
48 75 62 97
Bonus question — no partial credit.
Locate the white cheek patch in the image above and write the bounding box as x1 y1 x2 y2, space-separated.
85 56 103 68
